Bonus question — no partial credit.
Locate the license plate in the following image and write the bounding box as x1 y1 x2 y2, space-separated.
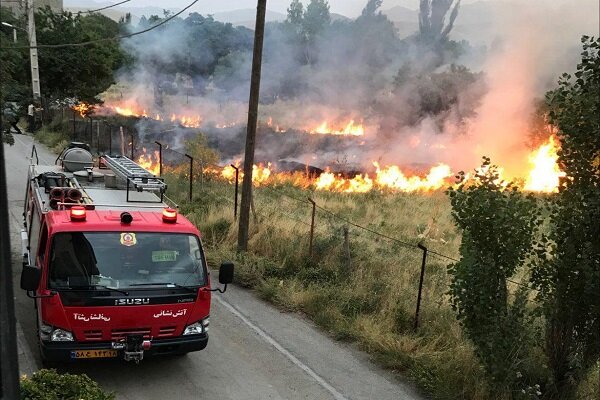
70 349 117 359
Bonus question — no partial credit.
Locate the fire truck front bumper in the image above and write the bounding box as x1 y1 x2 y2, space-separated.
40 333 209 362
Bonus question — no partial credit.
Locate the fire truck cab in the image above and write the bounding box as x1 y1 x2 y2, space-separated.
20 143 233 364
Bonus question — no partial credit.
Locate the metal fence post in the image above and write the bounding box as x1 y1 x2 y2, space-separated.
308 197 316 257
185 154 193 201
107 123 112 155
154 141 162 176
89 117 93 147
343 226 351 271
130 132 134 160
414 243 428 331
231 164 239 219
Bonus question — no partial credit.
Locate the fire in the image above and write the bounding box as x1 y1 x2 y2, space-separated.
103 103 202 128
310 120 365 136
136 148 161 176
170 114 201 128
374 163 453 192
524 135 565 193
265 117 286 132
72 102 92 117
314 171 374 192
221 163 272 185
114 106 141 117
218 162 453 193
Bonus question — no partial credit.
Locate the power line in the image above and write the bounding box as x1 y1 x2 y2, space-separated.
80 0 132 14
1 0 199 50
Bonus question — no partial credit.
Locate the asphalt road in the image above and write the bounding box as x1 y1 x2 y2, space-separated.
5 135 422 400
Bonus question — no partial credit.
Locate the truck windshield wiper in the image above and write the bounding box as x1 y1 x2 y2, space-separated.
95 285 129 296
53 284 129 296
129 282 197 293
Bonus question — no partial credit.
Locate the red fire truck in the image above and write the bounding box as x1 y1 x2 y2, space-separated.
20 143 233 364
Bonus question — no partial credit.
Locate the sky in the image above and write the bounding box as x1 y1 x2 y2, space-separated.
66 0 591 18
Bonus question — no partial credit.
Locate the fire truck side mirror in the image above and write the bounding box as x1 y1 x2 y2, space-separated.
218 262 234 285
21 265 41 291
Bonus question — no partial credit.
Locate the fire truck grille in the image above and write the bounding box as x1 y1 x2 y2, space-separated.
157 326 177 337
83 330 103 341
111 328 151 341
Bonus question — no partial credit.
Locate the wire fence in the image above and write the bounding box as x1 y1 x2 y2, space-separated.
47 115 538 330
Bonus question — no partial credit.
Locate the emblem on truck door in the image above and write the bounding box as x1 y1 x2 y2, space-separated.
114 298 150 305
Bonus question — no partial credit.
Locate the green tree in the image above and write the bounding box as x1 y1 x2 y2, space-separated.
531 36 600 400
303 0 330 39
447 160 540 392
35 7 127 101
419 0 461 44
286 0 304 26
361 0 383 17
0 7 29 107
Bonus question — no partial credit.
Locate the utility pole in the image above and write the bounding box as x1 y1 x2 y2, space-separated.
237 0 267 252
27 0 41 101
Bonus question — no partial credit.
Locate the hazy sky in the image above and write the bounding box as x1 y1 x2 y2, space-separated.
68 0 591 18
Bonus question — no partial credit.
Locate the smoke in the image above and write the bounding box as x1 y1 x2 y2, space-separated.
107 0 598 177
441 0 600 177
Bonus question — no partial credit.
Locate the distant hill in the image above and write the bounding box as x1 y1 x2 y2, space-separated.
211 8 287 25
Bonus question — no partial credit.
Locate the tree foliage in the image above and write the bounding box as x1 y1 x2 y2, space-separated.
419 0 461 44
0 7 29 107
530 36 600 400
35 7 127 101
20 369 114 400
447 159 540 390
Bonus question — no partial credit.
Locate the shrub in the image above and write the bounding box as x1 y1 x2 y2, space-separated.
446 159 540 392
20 369 114 400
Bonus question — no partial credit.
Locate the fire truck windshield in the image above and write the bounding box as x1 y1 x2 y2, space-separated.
48 232 206 290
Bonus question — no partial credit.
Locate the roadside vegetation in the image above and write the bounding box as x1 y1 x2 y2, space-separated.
20 369 114 400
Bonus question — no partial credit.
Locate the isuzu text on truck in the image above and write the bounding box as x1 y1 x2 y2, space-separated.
20 143 233 365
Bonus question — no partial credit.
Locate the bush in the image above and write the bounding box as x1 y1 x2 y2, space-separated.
20 369 114 400
446 159 540 392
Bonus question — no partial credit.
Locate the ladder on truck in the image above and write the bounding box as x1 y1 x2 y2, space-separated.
102 155 167 203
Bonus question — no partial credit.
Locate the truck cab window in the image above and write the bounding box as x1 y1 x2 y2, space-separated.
48 232 206 289
49 233 99 286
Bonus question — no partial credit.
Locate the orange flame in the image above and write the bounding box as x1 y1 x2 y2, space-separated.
106 103 202 128
310 120 365 136
524 135 565 193
136 147 160 176
72 102 92 117
221 162 272 185
374 162 453 192
265 117 286 132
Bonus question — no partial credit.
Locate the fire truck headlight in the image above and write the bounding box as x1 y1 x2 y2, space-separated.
183 318 209 335
51 328 74 342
